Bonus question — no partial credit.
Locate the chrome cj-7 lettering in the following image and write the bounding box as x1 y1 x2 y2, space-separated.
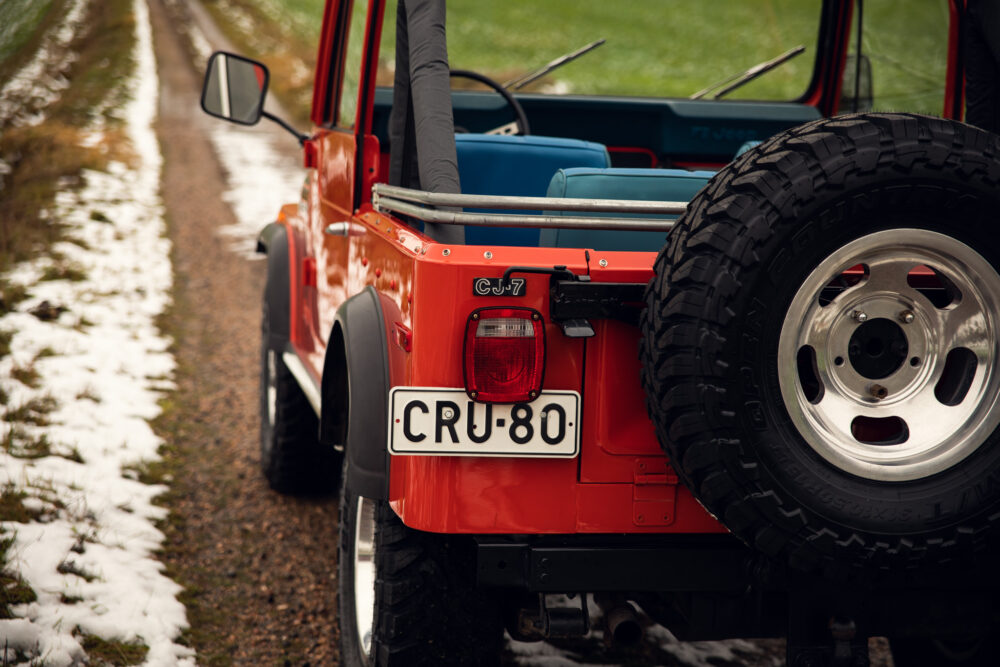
473 277 525 297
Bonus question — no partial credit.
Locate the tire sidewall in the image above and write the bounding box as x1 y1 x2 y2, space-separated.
338 480 372 667
259 297 278 474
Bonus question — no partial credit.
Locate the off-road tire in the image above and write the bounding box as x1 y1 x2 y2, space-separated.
640 113 1000 575
259 297 340 494
338 476 504 666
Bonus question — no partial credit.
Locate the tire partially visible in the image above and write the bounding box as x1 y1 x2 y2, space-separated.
640 113 1000 574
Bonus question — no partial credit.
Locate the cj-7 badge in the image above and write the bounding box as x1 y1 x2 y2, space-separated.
473 277 526 297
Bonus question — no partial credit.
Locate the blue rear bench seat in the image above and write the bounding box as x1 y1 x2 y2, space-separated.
455 134 610 247
539 167 714 252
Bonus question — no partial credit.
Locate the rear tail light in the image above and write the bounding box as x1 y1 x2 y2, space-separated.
464 307 545 403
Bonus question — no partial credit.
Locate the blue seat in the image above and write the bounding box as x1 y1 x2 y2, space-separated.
539 167 714 251
455 134 611 246
736 140 763 156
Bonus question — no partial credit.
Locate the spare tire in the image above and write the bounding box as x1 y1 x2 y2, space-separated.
640 113 1000 574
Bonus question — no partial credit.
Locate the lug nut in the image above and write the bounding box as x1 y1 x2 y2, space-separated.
899 310 915 324
852 310 868 323
868 384 888 400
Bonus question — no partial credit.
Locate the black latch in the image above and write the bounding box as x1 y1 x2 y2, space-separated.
550 281 645 327
500 265 645 337
501 265 586 284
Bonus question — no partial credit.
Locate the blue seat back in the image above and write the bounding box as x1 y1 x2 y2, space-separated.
539 167 714 252
736 140 763 156
455 134 610 246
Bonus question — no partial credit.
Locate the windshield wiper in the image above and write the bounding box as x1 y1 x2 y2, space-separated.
690 45 806 100
502 39 606 91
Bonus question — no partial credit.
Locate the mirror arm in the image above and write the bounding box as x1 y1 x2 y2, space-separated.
262 110 310 146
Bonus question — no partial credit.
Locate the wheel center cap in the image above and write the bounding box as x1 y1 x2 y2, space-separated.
848 317 908 379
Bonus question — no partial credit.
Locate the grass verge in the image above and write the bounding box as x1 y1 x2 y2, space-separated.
0 0 137 276
77 633 149 666
0 0 61 83
0 0 140 642
0 534 38 620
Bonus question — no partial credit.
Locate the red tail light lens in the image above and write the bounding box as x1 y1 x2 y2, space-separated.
464 307 545 403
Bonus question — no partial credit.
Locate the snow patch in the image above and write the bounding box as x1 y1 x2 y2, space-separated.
0 0 194 664
205 122 305 258
505 596 773 667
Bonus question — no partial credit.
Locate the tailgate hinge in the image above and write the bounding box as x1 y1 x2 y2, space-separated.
633 458 679 527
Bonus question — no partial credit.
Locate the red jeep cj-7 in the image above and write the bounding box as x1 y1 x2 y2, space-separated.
201 1 1000 664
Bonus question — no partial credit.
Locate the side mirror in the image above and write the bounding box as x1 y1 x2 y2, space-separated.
201 51 269 125
839 54 874 114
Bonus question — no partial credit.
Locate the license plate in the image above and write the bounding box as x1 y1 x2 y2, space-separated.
388 387 580 458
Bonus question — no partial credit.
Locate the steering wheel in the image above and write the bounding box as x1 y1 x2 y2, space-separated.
449 69 531 136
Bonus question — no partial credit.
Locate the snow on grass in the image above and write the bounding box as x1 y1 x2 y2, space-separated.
0 0 194 664
0 0 90 128
645 624 777 667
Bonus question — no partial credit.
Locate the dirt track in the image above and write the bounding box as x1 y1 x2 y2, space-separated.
148 0 341 663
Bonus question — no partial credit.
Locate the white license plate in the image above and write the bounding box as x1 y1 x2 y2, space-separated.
388 387 580 458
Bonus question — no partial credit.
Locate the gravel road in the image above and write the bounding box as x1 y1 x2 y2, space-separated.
148 0 341 663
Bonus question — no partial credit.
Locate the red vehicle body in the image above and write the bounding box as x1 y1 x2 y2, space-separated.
202 1 1000 665
282 0 859 536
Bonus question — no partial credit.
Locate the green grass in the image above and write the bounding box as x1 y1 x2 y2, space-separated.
3 396 57 426
0 489 42 525
40 262 88 283
77 633 148 666
441 0 819 100
0 0 56 71
857 1 950 115
0 329 12 359
252 0 325 37
0 533 39 620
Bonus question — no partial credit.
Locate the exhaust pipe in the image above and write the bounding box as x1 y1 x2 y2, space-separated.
594 594 643 646
605 604 643 646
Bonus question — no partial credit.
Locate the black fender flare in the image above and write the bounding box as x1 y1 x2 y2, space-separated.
256 222 285 255
321 286 390 500
259 223 290 346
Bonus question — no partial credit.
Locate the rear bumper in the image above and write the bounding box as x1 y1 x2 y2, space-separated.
476 534 1000 641
476 534 751 592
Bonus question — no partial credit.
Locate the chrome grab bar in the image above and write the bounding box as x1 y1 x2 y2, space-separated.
371 183 686 231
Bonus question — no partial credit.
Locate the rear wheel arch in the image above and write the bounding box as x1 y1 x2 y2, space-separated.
320 323 349 450
323 286 391 500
